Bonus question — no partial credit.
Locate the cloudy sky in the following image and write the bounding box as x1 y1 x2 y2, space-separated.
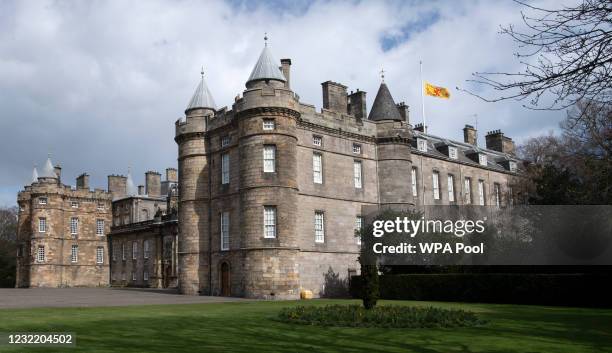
0 0 572 207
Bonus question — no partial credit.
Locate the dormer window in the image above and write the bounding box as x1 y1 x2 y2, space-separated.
263 119 275 130
417 138 427 152
509 161 517 172
449 147 458 159
479 154 488 166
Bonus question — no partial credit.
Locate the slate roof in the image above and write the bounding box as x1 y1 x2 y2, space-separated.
186 73 216 112
247 46 286 84
40 157 57 178
412 130 520 173
368 83 402 121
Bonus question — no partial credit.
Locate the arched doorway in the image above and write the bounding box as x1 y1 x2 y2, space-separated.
220 262 230 296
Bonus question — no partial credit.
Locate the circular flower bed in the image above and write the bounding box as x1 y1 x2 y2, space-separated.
278 304 485 328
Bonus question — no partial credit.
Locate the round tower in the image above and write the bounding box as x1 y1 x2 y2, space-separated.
175 70 216 295
235 39 301 299
369 82 415 207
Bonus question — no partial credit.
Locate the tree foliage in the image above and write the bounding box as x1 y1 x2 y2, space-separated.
466 0 612 111
0 207 18 287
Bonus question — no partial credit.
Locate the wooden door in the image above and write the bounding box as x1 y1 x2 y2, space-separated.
221 262 230 296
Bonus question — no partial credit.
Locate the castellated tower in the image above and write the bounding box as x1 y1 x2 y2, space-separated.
175 69 216 295
233 44 301 299
15 156 112 288
368 82 415 207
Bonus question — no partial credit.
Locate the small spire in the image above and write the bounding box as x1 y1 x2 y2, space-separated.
32 164 39 183
264 32 268 47
200 66 204 79
380 68 385 83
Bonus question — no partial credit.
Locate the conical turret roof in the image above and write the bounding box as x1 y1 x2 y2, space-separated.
247 45 286 85
186 71 216 112
40 156 57 178
368 82 402 121
31 166 39 183
126 168 137 196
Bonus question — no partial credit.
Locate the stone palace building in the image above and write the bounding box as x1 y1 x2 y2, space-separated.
15 40 521 298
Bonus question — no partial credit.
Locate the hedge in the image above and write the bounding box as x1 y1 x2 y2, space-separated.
350 273 611 307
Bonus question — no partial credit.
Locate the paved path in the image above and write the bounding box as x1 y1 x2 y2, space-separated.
0 288 252 309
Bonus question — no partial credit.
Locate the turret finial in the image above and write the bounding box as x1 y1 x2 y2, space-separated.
264 32 268 46
380 68 385 82
200 66 204 78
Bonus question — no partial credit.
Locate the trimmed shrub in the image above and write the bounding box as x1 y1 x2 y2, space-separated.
278 304 485 328
350 273 611 307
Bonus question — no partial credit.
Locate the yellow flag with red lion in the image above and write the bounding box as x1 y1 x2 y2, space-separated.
425 82 450 99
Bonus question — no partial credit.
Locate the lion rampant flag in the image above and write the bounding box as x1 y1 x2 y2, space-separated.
424 82 450 99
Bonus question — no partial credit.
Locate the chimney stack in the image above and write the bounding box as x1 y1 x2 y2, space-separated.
138 185 145 195
280 59 291 89
166 168 178 182
107 175 127 199
54 165 62 183
76 173 89 190
322 81 348 114
396 102 409 124
463 124 477 145
145 171 161 197
348 89 367 120
414 123 426 132
485 129 515 155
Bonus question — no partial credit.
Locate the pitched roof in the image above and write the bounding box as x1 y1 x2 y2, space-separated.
368 83 402 121
40 157 57 178
186 74 216 112
247 46 286 84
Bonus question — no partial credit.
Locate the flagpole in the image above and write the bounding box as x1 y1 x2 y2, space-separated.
420 60 426 133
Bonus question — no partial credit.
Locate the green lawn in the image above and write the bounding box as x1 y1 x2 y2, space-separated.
0 300 611 353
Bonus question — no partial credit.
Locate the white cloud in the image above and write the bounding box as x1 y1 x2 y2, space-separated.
0 0 572 206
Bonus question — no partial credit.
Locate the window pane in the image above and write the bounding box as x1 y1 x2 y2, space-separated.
432 172 440 200
264 206 276 238
222 153 230 184
354 161 362 189
263 146 276 173
313 153 322 184
221 212 230 250
448 175 455 202
314 212 325 243
411 167 418 197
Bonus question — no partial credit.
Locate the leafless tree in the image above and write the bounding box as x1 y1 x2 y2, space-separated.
463 0 612 111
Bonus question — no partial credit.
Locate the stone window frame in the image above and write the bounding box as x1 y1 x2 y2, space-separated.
97 202 105 211
353 160 363 189
449 146 458 159
132 241 138 260
96 219 104 236
220 211 230 251
38 197 47 205
71 244 78 263
70 217 79 235
352 143 362 154
144 239 151 259
447 174 456 202
96 247 104 264
312 152 323 184
70 200 79 208
38 217 47 233
37 246 45 263
144 271 149 282
355 216 364 245
509 161 517 172
478 179 486 206
221 152 230 185
263 206 277 239
263 145 276 173
313 135 323 147
432 171 441 200
132 271 137 281
494 183 502 207
314 210 325 243
464 177 472 205
262 118 275 131
122 242 127 261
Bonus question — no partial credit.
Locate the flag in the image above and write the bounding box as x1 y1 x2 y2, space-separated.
425 82 450 99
